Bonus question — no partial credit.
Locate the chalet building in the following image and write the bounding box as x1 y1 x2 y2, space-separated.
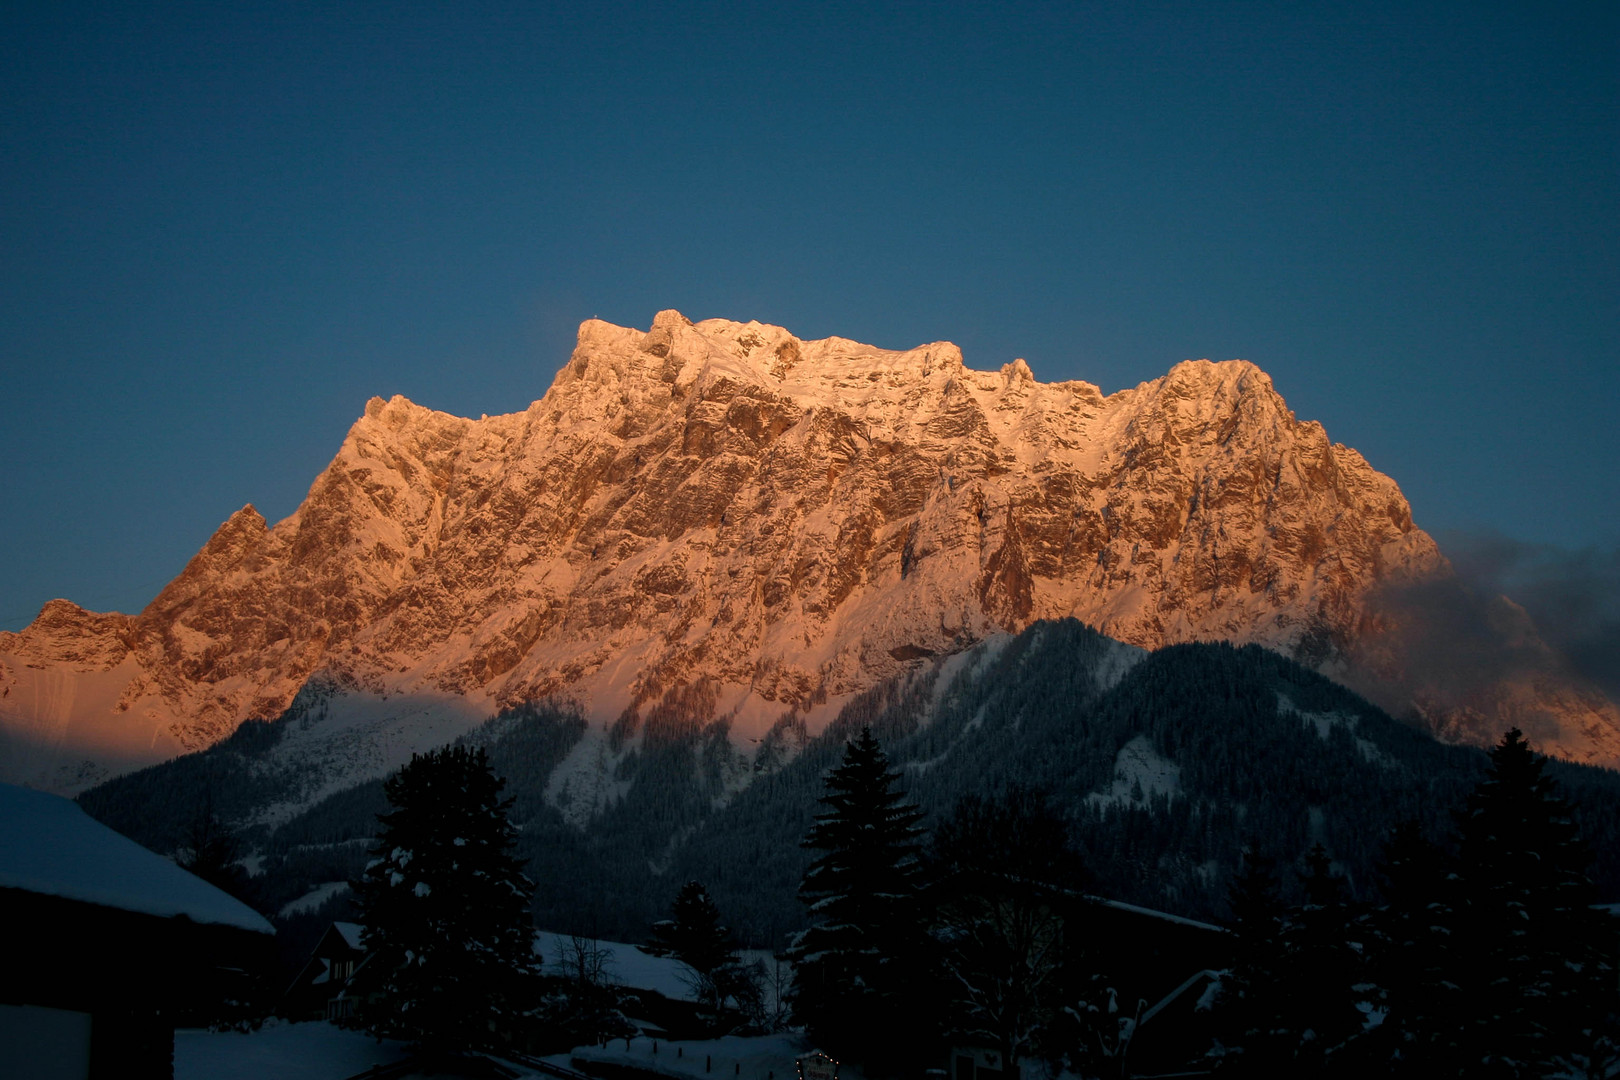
283 924 723 1045
1085 895 1232 1006
0 782 275 1080
942 894 1231 1080
282 920 371 1021
1062 896 1229 1076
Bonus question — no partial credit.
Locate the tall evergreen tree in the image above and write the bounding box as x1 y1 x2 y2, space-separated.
1448 728 1614 1077
177 789 252 903
1357 819 1465 1074
352 746 542 1051
1212 847 1287 1071
175 791 269 1027
651 880 739 1011
1273 843 1366 1074
788 727 928 1063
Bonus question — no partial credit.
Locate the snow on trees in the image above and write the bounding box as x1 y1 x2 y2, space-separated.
1214 729 1620 1076
1448 727 1616 1075
351 745 541 1050
788 726 928 1063
650 879 759 1021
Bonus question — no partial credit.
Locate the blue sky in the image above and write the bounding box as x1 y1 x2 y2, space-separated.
2 1 1616 629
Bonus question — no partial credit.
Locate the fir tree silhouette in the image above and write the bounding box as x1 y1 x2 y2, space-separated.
1274 843 1364 1073
1450 728 1614 1077
1215 846 1287 1070
788 727 927 1064
1358 819 1463 1074
351 745 541 1052
651 880 739 1012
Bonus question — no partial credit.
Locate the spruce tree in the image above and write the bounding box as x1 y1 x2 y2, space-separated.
352 745 542 1051
178 797 251 900
651 881 739 1010
788 727 927 1063
1273 843 1365 1073
176 793 267 1027
1213 847 1287 1069
1449 728 1614 1076
1358 819 1465 1074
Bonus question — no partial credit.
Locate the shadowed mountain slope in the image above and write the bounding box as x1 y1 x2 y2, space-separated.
78 620 1620 942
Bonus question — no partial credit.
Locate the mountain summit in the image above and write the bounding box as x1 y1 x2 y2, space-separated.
3 311 1614 791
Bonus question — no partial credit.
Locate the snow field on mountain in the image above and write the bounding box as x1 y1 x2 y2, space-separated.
1086 736 1182 808
244 686 490 828
1276 693 1395 769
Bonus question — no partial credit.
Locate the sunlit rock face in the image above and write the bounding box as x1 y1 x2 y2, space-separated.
3 310 1615 792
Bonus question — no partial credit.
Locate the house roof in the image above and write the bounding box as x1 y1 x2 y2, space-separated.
926 867 1228 935
536 931 697 1001
1092 896 1227 934
0 783 273 934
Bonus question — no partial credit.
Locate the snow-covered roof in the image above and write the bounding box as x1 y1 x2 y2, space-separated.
333 921 363 949
0 783 274 934
536 931 694 1000
533 931 782 1009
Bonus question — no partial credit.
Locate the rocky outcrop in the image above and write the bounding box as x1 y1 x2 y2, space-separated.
4 310 1615 792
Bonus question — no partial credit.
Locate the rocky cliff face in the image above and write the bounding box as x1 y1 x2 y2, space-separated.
4 311 1615 792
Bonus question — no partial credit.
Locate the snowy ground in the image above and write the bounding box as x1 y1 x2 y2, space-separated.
536 930 693 1000
176 1022 828 1080
534 930 784 1013
175 1020 412 1080
569 1032 843 1080
175 934 794 1079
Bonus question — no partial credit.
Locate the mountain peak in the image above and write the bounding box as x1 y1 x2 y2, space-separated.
5 311 1614 794
1153 357 1275 397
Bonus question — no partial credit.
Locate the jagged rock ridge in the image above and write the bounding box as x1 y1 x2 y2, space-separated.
3 310 1615 792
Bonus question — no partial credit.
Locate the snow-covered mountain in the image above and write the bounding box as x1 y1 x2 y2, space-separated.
4 311 1616 793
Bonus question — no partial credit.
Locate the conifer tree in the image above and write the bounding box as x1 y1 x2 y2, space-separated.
651 880 739 1010
178 789 252 903
1213 847 1287 1069
1449 728 1614 1076
1273 843 1365 1072
1358 819 1464 1074
352 745 542 1051
788 727 927 1062
176 792 268 1026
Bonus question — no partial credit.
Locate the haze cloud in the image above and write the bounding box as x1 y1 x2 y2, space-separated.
1354 532 1620 751
1440 532 1620 704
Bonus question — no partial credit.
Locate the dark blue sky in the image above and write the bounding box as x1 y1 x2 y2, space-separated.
2 1 1616 630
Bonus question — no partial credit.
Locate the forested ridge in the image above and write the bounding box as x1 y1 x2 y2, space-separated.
78 619 1620 945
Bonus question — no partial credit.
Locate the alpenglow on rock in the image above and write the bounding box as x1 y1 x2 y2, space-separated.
3 311 1614 793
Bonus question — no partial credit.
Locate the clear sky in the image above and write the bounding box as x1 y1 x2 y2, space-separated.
2 1 1616 630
